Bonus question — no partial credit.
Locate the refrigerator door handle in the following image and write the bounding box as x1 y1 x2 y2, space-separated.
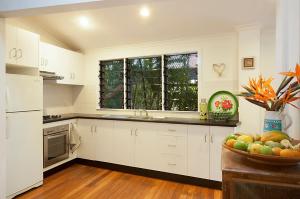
6 116 9 139
6 87 9 110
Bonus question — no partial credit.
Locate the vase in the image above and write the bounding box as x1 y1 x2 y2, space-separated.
263 111 292 132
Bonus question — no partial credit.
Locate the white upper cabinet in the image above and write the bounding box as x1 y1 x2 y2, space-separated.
39 42 60 73
40 41 84 86
56 48 84 86
6 25 39 68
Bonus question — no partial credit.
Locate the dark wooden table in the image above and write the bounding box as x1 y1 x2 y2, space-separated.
222 148 300 199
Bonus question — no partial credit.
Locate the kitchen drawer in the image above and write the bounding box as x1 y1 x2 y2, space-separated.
156 124 187 137
157 154 187 175
158 135 186 156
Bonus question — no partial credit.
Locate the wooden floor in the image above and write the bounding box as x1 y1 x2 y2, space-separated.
17 164 221 199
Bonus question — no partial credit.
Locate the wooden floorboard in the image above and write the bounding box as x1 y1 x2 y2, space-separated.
17 164 222 199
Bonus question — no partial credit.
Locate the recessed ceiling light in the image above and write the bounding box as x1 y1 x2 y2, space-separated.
140 7 150 17
78 16 91 28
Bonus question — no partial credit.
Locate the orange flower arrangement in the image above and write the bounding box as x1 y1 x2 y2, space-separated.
239 64 300 111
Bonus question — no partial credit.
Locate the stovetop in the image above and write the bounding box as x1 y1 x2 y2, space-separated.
43 115 62 121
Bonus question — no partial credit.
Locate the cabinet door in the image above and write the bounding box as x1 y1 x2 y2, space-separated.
39 42 59 72
94 120 114 163
77 119 97 160
16 27 39 67
113 121 135 166
134 122 159 170
70 51 84 85
5 24 17 65
56 49 84 85
210 126 235 181
187 125 210 179
56 48 73 84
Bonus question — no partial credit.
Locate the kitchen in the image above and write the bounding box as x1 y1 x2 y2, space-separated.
1 0 300 199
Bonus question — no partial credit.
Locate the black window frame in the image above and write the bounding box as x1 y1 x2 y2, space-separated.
99 59 125 109
98 52 198 112
163 52 198 111
126 56 162 110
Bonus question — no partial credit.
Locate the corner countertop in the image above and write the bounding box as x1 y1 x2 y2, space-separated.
43 113 241 127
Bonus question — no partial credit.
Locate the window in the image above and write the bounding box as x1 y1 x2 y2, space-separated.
99 52 198 111
164 53 198 111
126 56 162 110
99 59 124 109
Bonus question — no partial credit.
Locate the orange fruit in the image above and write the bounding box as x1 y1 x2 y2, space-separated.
272 147 282 156
226 139 237 148
280 149 300 157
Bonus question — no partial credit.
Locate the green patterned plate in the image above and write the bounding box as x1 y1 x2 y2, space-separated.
208 91 238 119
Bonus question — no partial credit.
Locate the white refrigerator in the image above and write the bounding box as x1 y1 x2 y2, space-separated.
6 74 43 198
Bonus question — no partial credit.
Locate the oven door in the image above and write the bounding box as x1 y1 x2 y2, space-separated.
44 131 69 168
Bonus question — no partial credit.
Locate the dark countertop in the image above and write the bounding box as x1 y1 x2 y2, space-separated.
43 113 241 127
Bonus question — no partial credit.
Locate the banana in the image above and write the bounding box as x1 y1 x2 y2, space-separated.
261 131 289 142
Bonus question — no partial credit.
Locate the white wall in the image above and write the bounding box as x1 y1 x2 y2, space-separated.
276 0 300 139
73 33 239 118
237 26 262 134
0 18 5 199
43 83 75 115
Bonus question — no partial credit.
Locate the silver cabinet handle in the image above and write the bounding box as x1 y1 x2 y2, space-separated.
9 48 17 59
16 49 22 60
168 129 176 132
6 116 9 139
135 129 138 136
168 163 176 166
130 129 133 136
204 135 207 143
211 135 213 143
168 144 176 147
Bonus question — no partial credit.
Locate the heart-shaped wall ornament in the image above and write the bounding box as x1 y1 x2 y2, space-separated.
213 63 225 77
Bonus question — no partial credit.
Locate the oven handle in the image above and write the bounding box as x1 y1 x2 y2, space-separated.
47 132 68 139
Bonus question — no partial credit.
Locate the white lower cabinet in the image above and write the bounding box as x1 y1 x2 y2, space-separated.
113 121 135 166
187 125 210 179
156 124 187 175
77 119 97 160
94 120 115 163
77 119 236 182
134 122 160 170
209 126 233 181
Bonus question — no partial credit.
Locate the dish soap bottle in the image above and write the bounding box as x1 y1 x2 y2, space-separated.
199 98 208 120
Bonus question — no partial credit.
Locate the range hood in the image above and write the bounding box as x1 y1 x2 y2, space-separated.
40 71 64 81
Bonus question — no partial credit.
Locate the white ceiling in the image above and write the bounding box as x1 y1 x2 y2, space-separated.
11 0 276 51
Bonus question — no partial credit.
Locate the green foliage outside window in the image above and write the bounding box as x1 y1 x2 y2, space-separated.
99 59 124 109
127 57 162 110
164 53 198 111
99 53 198 111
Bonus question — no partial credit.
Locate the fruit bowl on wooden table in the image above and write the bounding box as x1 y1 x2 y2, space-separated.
223 131 300 166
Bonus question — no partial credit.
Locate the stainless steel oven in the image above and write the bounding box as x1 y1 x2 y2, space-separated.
43 124 69 168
